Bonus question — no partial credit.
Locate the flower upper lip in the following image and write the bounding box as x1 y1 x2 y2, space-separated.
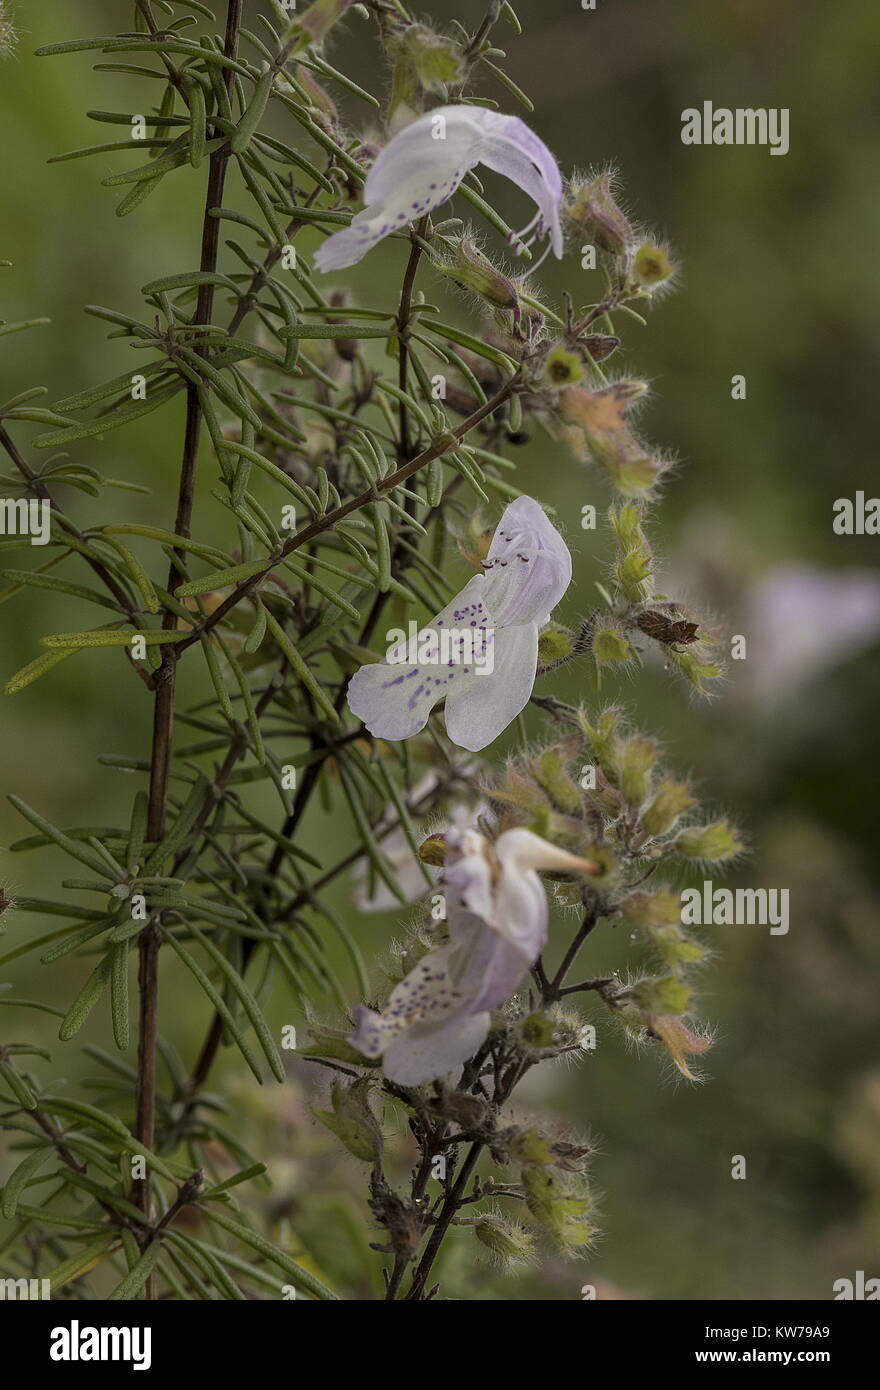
346 496 572 751
314 105 564 273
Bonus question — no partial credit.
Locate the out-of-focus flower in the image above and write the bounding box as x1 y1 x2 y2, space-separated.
347 496 572 752
743 564 880 704
349 827 598 1085
314 105 563 272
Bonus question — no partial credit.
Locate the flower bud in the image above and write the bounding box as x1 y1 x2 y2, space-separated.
413 28 465 89
418 832 448 866
649 1014 713 1080
521 1166 594 1252
565 172 633 258
610 502 653 602
474 1214 536 1264
299 1021 380 1067
517 1005 587 1056
537 623 576 669
631 974 690 1016
667 646 723 695
315 1078 383 1162
618 734 658 808
618 888 706 968
592 620 632 667
578 706 623 781
530 747 582 816
676 820 743 862
284 0 356 52
557 383 663 497
509 1126 556 1166
630 240 675 292
439 238 519 310
293 64 338 121
642 776 697 837
617 888 681 930
542 344 584 388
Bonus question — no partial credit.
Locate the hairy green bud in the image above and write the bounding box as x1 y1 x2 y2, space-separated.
315 1078 383 1162
439 238 520 309
474 1214 536 1264
522 1166 594 1252
642 776 697 837
530 747 583 816
618 734 658 807
630 240 675 291
537 622 576 668
676 820 743 863
592 621 632 666
565 172 633 258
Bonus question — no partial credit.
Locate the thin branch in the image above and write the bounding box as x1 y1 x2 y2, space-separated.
136 0 243 1298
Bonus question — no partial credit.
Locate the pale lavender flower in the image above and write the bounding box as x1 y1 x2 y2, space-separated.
349 827 597 1086
743 563 880 704
346 496 572 752
314 105 564 272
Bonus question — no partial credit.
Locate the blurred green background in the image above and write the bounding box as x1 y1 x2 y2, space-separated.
1 0 879 1300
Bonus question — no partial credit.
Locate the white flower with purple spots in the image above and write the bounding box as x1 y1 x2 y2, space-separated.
349 827 597 1086
346 495 572 752
313 105 564 273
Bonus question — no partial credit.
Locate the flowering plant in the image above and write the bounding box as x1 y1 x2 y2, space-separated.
0 0 738 1302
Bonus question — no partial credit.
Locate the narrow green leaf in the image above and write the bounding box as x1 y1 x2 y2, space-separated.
59 956 112 1041
201 1162 267 1198
188 77 207 167
0 318 51 338
110 942 130 1050
40 628 189 649
188 924 285 1082
4 647 76 695
280 323 391 341
1 1146 53 1220
200 636 234 721
44 1236 117 1293
98 537 160 613
126 790 149 876
0 1061 38 1110
200 1204 339 1300
264 612 338 722
230 62 273 154
163 932 264 1083
32 381 185 449
243 597 267 654
107 1237 163 1300
101 524 231 566
422 318 518 372
174 557 269 597
7 795 117 877
368 501 392 592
